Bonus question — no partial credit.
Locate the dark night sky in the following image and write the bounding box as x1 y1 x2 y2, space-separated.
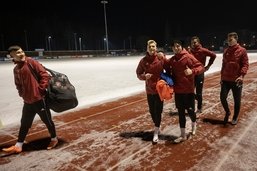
1 0 257 51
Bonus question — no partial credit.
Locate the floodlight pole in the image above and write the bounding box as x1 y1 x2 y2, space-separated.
101 0 109 54
74 33 77 51
1 34 4 51
24 30 28 51
48 36 51 51
79 37 82 50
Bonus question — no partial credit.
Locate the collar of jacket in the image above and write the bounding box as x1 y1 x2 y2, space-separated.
145 52 157 63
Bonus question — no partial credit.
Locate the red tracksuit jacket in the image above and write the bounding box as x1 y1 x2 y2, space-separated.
13 57 50 104
166 49 205 94
221 44 249 81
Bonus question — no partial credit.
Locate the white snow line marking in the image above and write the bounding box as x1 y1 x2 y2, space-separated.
214 111 257 171
106 143 152 171
0 98 146 145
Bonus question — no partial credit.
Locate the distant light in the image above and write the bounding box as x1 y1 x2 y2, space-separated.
101 1 108 4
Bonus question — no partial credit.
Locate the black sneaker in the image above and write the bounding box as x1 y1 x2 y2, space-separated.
196 109 202 114
223 115 229 125
231 119 238 125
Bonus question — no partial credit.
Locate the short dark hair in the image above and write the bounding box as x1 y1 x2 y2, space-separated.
171 39 183 47
191 36 200 43
8 45 21 54
227 32 238 41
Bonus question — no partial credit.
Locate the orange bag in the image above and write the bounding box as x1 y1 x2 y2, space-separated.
156 80 174 101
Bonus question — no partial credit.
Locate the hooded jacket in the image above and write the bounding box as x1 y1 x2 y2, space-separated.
13 57 50 104
190 44 216 67
221 44 249 81
136 52 166 94
167 49 204 93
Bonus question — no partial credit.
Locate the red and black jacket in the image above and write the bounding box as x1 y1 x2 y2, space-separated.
13 57 50 104
136 52 167 94
167 49 204 94
190 44 216 67
221 44 249 81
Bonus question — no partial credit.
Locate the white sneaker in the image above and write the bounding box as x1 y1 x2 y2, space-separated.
174 136 187 144
192 123 197 135
152 127 159 144
153 133 159 143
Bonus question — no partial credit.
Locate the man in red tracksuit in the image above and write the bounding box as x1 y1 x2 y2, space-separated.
221 32 249 125
166 40 205 143
190 36 216 114
136 40 168 144
2 45 58 154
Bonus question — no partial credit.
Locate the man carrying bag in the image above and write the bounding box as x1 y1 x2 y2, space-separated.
2 45 58 154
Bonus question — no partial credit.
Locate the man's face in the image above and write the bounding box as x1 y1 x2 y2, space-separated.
191 39 200 48
172 43 182 54
147 43 157 55
10 48 25 62
227 36 237 47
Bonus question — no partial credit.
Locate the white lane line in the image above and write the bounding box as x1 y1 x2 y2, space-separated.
214 110 257 171
0 98 146 146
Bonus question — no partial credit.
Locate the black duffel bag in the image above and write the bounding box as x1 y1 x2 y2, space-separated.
28 63 78 113
45 67 78 112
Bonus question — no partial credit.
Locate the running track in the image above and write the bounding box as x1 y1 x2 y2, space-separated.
1 62 257 171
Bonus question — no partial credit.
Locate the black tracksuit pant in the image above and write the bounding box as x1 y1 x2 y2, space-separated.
175 93 196 128
147 94 163 128
18 99 56 142
195 73 204 110
220 80 242 120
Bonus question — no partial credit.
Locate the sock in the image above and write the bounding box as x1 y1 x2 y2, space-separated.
192 122 197 127
192 122 197 134
180 128 186 138
154 127 159 134
51 137 58 141
15 142 23 149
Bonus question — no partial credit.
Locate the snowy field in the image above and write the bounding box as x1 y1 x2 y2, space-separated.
1 53 257 127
